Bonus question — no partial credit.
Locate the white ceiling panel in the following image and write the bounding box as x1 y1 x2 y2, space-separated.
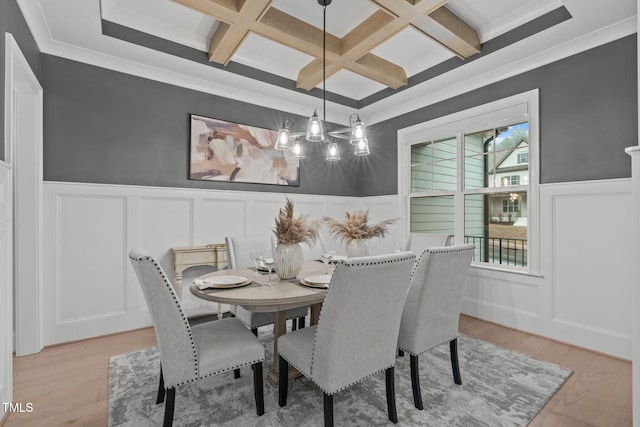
234 33 314 81
102 0 219 51
272 0 380 38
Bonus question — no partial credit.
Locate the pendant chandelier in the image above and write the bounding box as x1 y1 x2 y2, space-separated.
275 0 370 161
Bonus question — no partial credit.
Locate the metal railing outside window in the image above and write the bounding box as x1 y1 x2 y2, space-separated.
464 235 527 267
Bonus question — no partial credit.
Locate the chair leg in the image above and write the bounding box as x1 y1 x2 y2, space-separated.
291 318 297 331
278 356 289 407
251 328 258 337
410 354 424 410
299 316 305 329
398 349 404 357
162 388 175 427
450 338 462 385
385 367 398 424
252 362 264 416
156 365 165 404
234 368 241 379
323 393 334 427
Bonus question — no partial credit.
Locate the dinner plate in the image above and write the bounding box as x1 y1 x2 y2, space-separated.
319 255 347 264
299 277 329 289
197 275 251 289
300 274 332 288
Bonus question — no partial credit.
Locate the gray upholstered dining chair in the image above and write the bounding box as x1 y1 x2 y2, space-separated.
225 235 308 335
278 252 417 427
129 248 265 427
404 232 453 253
397 244 474 410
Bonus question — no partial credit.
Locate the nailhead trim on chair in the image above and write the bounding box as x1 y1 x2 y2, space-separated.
173 357 265 388
131 252 267 390
398 244 474 356
129 253 200 379
292 252 416 395
398 337 456 356
281 352 393 396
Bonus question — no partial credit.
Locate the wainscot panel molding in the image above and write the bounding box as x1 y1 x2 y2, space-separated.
463 178 632 360
42 180 632 360
43 181 374 345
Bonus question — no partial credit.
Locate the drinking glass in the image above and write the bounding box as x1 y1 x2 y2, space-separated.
320 251 335 274
249 244 264 277
260 257 275 285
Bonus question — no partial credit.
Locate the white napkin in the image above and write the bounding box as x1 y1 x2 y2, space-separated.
193 279 209 290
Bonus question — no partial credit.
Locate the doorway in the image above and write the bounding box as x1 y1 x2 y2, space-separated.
4 33 43 361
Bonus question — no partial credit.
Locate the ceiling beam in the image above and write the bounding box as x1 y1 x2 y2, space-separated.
197 0 274 64
369 0 480 58
257 8 407 90
295 9 411 90
256 7 341 61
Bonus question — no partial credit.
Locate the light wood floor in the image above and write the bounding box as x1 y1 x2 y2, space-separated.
1 315 632 427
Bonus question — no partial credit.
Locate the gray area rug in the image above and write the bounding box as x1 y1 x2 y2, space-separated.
109 329 572 426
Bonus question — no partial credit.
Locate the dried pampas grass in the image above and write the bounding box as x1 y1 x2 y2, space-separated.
273 198 319 246
323 210 397 245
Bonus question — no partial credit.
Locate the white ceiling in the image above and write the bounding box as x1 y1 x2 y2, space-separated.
16 0 638 125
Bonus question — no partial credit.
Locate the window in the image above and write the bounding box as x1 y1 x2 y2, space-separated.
518 152 528 164
501 175 520 186
398 90 539 273
503 198 520 213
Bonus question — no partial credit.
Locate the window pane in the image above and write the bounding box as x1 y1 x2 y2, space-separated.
464 123 529 189
464 129 492 189
410 196 455 234
411 137 456 192
464 192 528 267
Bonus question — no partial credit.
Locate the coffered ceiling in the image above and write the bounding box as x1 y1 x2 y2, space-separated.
16 0 637 125
172 0 480 91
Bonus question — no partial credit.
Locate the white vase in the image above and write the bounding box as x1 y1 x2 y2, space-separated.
274 243 303 280
346 239 371 258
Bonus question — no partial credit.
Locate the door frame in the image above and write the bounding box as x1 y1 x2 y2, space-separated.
4 32 43 357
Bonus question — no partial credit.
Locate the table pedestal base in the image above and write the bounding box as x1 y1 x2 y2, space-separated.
267 303 322 385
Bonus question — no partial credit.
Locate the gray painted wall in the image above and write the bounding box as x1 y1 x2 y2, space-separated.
362 35 638 196
42 55 363 196
42 35 637 197
0 0 41 161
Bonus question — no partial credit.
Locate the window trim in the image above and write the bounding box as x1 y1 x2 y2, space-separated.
398 89 540 275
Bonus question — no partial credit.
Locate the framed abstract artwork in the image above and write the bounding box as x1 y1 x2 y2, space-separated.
189 114 300 186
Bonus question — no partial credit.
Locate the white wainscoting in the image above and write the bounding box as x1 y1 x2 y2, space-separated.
463 178 633 359
42 182 377 345
42 180 632 359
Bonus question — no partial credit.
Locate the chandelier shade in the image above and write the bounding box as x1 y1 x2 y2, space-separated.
291 138 305 159
349 115 367 145
305 110 325 142
275 120 292 151
326 141 340 161
354 138 370 156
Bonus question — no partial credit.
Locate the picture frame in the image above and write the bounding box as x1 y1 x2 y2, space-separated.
189 114 300 186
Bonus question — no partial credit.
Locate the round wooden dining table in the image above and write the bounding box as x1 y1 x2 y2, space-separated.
190 261 328 385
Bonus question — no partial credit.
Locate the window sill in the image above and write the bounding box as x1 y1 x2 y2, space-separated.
470 263 544 279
